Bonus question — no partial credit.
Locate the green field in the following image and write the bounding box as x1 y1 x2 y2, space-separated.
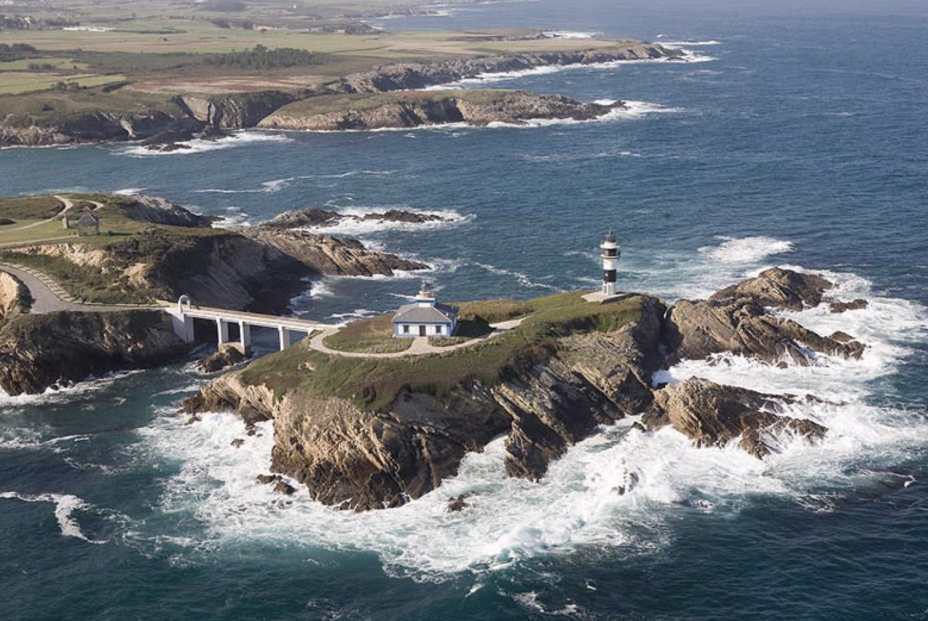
322 313 412 353
241 291 645 411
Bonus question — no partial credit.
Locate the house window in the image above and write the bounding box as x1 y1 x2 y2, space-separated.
402 325 410 334
435 325 442 335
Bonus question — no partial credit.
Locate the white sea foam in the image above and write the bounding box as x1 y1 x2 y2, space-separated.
541 30 600 39
116 131 292 158
294 206 472 236
213 206 252 228
114 187 146 196
660 40 722 47
475 263 559 291
0 492 106 544
699 235 795 263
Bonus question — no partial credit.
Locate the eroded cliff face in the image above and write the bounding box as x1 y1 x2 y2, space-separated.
0 111 187 147
184 268 870 510
0 310 189 396
0 272 29 323
178 91 304 129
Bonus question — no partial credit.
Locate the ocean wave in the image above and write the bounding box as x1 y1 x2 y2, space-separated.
660 40 722 47
0 491 106 544
194 170 397 195
115 131 293 158
541 30 601 39
475 262 559 291
427 50 715 91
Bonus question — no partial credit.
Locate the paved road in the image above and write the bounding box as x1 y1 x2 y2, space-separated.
0 263 157 314
307 317 527 359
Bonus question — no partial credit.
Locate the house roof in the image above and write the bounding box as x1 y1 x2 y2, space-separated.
392 302 458 324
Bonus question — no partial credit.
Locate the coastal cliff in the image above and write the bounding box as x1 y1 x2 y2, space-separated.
0 310 188 396
184 268 869 510
259 90 625 131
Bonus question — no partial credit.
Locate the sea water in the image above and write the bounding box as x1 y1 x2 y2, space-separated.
1 0 927 618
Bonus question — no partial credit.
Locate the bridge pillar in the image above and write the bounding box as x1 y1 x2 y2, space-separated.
165 308 195 343
240 322 252 350
278 326 292 351
217 319 230 345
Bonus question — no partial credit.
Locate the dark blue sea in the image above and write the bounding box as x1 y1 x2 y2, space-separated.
2 0 928 618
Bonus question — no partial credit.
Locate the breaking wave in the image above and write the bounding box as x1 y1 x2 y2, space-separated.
115 131 293 158
0 492 106 544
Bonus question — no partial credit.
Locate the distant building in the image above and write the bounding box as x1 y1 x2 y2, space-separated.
77 207 100 237
392 285 458 338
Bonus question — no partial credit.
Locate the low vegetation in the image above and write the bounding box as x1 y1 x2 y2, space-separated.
322 313 412 354
241 291 645 411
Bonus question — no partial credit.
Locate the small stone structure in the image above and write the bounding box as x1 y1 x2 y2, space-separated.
392 285 458 338
76 207 100 237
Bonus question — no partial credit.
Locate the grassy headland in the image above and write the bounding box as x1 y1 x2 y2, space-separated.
241 291 646 411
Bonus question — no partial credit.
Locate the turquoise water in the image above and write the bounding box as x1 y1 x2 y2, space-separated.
2 1 928 618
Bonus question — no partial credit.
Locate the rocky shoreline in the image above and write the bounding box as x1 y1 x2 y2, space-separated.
0 42 680 147
183 267 869 511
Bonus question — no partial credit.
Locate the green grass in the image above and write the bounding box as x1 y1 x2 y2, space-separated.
240 291 645 411
322 313 412 353
0 196 65 220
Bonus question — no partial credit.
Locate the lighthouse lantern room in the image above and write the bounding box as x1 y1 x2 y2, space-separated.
600 230 620 296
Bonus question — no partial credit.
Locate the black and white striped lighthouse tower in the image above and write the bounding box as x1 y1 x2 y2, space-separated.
600 230 620 296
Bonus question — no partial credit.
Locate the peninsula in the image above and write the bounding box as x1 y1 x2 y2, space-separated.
0 7 683 147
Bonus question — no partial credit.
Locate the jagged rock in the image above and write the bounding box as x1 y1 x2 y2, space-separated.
828 331 856 343
197 345 250 373
0 310 190 396
117 195 215 228
231 438 245 448
828 298 869 313
255 474 279 484
644 379 827 458
447 494 470 512
710 267 834 311
613 471 640 495
0 218 15 226
663 297 865 366
273 480 296 496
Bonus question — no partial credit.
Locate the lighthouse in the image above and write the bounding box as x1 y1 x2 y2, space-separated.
601 230 620 296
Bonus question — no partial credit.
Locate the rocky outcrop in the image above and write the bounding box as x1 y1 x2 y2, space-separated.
259 90 625 131
643 379 827 458
0 310 189 396
335 44 682 93
196 344 250 373
242 227 428 278
494 298 665 479
0 271 29 323
115 195 215 228
663 298 865 366
177 90 305 129
664 267 866 366
710 267 835 311
263 207 450 229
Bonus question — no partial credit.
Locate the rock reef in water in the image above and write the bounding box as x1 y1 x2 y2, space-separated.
263 207 450 230
184 268 868 511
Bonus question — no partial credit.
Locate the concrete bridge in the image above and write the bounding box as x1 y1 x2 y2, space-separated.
163 296 337 352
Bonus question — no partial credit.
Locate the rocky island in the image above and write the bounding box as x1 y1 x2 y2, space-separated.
182 267 868 511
